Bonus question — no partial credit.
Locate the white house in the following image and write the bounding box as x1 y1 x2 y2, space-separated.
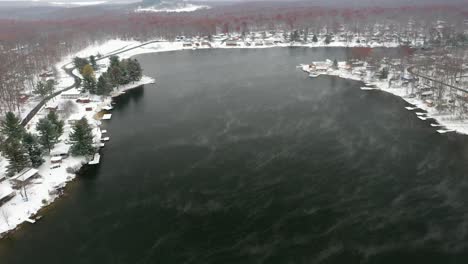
61 88 81 100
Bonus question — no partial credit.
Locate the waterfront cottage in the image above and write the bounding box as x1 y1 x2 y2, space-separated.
61 88 81 100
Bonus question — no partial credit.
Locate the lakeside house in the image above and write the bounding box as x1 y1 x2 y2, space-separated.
10 168 41 187
61 88 81 100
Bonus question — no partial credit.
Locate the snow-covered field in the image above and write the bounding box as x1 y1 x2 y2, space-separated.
0 36 419 237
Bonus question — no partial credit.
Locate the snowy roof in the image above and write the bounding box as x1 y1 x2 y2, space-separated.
45 101 59 108
68 113 84 121
62 88 81 95
51 156 62 162
0 182 14 200
10 168 39 182
102 114 112 120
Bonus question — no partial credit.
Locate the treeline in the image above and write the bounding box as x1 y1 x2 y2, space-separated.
74 55 142 95
0 111 95 176
0 2 466 116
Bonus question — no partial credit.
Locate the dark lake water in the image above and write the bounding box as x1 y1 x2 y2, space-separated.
2 47 468 263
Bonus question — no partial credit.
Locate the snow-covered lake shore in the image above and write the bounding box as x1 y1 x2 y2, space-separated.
1 37 409 237
300 63 468 136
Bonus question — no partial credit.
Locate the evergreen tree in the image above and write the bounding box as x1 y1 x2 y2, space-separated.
33 81 48 98
109 55 120 68
70 118 95 156
0 112 25 141
36 118 58 153
47 111 64 140
3 139 30 176
379 67 389 79
89 55 98 70
325 35 332 44
96 74 112 95
333 59 339 69
127 59 142 82
109 64 123 87
83 75 97 94
23 132 43 168
312 35 318 42
46 79 55 94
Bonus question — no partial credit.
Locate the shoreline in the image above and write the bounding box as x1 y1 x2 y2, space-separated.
0 38 410 237
300 63 468 135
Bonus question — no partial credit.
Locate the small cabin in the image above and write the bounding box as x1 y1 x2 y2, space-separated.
76 97 90 104
10 168 41 186
19 94 29 104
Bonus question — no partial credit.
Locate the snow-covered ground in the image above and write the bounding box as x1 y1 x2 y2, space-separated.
135 3 210 13
300 63 468 135
0 35 417 237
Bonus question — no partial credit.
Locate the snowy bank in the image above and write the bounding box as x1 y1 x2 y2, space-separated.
1 35 407 237
300 63 468 136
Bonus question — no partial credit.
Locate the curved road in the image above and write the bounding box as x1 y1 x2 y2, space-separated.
21 40 163 127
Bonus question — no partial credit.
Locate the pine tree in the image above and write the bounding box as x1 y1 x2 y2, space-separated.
89 55 98 70
47 111 64 140
33 81 48 98
312 35 318 42
83 75 97 94
96 74 112 95
36 118 58 153
325 35 332 44
3 139 30 176
45 79 55 94
23 133 44 168
70 118 95 156
127 59 142 83
109 55 120 68
109 64 123 87
379 67 389 80
1 112 25 141
333 59 339 69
